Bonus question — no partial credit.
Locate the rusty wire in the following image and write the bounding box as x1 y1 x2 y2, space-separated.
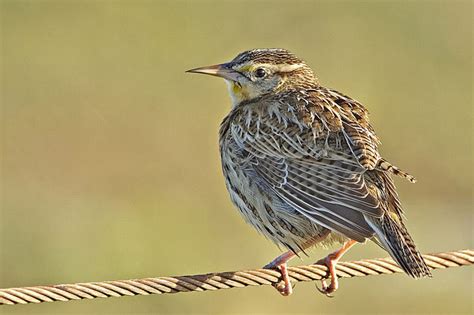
1 249 472 306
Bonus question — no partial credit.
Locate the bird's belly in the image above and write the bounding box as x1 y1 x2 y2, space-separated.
221 150 345 252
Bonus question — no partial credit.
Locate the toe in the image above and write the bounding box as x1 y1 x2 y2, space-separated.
275 281 292 296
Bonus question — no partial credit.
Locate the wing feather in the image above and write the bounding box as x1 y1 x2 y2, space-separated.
229 89 388 241
224 87 390 242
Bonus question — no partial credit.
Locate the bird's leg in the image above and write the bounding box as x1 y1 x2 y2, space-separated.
315 239 358 297
264 231 331 296
263 251 295 296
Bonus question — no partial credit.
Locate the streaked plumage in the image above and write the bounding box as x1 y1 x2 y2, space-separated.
188 48 431 296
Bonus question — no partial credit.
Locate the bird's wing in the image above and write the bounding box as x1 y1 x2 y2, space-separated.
324 89 416 182
321 89 381 170
231 89 384 242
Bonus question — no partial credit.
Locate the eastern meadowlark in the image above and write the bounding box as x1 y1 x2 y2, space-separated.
187 48 431 296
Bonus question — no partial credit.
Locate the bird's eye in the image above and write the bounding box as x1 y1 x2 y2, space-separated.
254 68 267 78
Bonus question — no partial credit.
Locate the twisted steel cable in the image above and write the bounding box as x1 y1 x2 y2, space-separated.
1 249 472 306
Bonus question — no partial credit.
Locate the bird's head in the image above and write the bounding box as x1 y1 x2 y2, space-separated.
187 48 318 106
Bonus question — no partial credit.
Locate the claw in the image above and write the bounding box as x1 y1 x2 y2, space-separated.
265 263 293 296
315 255 338 297
314 240 358 297
315 281 334 298
263 251 296 296
261 233 335 297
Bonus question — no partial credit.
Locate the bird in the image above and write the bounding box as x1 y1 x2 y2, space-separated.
186 48 431 297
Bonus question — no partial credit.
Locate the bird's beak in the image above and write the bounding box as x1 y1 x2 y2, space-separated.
186 63 242 82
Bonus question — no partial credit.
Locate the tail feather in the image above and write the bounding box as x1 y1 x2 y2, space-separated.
377 158 417 183
368 217 432 278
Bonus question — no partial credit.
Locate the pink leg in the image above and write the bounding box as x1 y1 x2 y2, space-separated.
316 239 358 297
263 231 331 296
263 251 296 296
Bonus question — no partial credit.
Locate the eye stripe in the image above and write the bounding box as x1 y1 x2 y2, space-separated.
235 70 250 80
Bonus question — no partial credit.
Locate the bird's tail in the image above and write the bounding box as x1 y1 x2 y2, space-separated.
368 216 432 278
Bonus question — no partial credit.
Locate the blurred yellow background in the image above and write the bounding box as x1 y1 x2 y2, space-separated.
1 1 472 314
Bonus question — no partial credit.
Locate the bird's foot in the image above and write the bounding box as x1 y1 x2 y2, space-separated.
264 254 294 296
314 240 357 297
315 255 338 297
273 263 293 296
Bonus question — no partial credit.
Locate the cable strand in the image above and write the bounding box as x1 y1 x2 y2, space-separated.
1 249 472 306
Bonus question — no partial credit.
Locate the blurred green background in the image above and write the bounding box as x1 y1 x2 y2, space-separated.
1 0 472 314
